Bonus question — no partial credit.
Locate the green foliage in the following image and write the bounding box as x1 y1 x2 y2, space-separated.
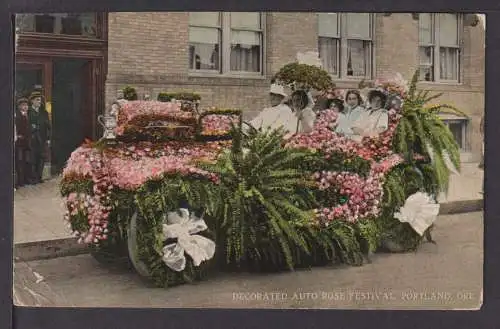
133 175 217 287
273 62 335 92
377 164 429 251
60 177 93 197
122 86 138 101
157 92 201 102
393 70 462 194
198 127 320 270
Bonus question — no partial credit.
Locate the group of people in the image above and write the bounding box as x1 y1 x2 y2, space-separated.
249 84 395 142
14 92 51 188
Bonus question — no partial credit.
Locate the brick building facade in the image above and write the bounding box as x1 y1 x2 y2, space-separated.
105 12 485 163
14 12 485 169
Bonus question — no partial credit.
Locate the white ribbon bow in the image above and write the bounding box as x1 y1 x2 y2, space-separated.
161 208 216 272
394 192 440 236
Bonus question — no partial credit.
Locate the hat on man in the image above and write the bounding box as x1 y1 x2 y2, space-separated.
16 97 29 106
269 84 288 97
29 91 43 100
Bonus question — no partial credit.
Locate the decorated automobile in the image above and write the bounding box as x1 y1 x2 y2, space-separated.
60 58 463 288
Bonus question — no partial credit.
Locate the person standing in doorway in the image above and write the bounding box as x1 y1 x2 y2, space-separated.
28 91 51 184
15 98 33 187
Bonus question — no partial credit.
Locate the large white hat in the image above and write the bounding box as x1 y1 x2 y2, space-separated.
269 83 288 97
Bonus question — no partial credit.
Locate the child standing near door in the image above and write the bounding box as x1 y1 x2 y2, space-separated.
15 98 33 187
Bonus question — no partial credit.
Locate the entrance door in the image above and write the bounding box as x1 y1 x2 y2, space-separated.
51 58 93 174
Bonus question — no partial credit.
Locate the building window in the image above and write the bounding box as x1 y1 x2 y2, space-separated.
15 13 98 38
418 13 462 82
189 12 264 75
443 119 468 151
318 13 374 79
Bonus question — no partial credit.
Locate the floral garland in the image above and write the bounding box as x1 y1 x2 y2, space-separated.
63 145 112 245
62 141 225 246
200 114 239 136
311 154 404 226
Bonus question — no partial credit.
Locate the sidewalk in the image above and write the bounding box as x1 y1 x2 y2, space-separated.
13 162 484 261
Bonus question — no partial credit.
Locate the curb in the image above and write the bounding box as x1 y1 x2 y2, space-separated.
14 199 483 262
14 237 89 263
438 199 483 215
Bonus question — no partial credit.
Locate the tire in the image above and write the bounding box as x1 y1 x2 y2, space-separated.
127 211 153 279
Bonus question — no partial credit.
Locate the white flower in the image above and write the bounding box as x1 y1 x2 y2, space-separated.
394 192 440 236
161 208 215 272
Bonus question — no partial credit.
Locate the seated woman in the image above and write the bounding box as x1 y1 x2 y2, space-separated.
350 89 389 143
334 90 365 138
288 89 316 135
249 83 291 131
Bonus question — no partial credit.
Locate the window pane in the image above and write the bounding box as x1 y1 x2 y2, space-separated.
419 66 434 81
231 30 260 45
346 13 371 39
15 14 35 32
446 121 465 149
419 46 433 65
189 27 220 71
230 12 261 29
189 12 220 26
189 44 220 71
230 32 261 72
439 13 458 46
15 13 98 37
318 13 339 37
189 26 219 43
439 47 459 80
419 13 433 44
318 37 339 75
347 39 370 77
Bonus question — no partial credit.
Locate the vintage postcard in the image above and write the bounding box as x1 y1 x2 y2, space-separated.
13 12 484 309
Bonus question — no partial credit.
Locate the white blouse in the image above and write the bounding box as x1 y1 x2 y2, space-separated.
351 108 389 142
335 105 365 137
249 103 316 138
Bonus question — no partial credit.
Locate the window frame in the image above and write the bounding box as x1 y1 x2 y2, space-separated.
15 13 105 40
418 13 463 84
441 117 469 152
317 13 375 81
188 12 266 78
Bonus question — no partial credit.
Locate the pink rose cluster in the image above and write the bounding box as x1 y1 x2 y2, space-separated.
118 101 185 123
63 148 111 244
62 141 223 245
63 192 110 244
287 109 375 160
202 114 239 135
105 153 218 190
358 109 402 160
63 146 99 179
312 154 403 225
313 170 384 225
286 101 409 225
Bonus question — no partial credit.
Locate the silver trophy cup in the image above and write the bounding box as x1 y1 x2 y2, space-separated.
98 103 119 142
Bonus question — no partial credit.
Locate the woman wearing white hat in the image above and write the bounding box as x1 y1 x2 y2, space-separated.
249 83 291 130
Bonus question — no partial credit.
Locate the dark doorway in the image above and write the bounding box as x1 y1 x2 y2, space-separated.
51 58 92 174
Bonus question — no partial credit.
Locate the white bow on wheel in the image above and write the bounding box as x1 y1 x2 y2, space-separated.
394 192 440 236
161 208 215 272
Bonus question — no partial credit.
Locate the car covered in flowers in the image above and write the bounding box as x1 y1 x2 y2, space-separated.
61 63 462 288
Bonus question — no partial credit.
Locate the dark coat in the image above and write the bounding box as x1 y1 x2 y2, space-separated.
28 106 51 150
15 111 32 149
